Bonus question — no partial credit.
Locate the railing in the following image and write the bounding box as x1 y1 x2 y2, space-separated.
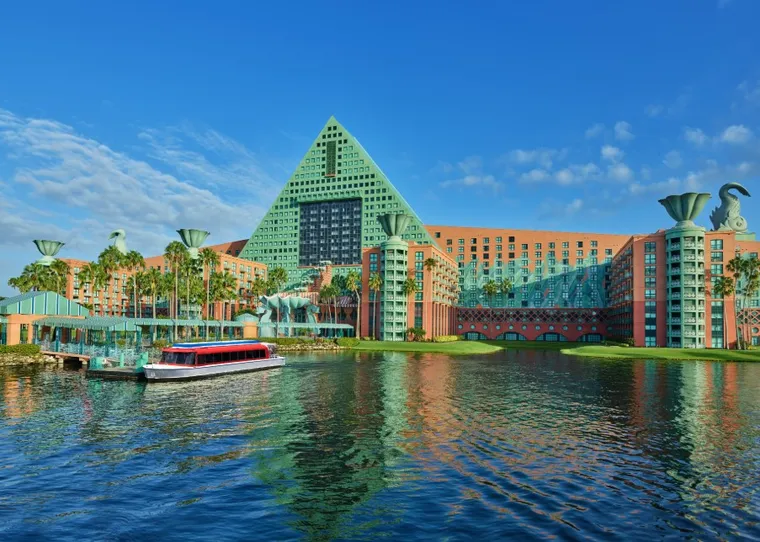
38 340 150 365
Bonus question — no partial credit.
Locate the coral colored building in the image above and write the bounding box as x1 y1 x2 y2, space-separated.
60 241 267 320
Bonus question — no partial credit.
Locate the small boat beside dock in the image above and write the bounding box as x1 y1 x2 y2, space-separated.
143 340 285 382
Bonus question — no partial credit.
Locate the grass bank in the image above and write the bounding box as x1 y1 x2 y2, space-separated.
560 345 760 362
350 341 504 355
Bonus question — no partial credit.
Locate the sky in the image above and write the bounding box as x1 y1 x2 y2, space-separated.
1 0 760 295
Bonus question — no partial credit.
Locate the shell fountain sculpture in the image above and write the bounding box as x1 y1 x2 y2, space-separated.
177 228 210 259
33 240 65 266
377 213 412 240
109 229 128 255
658 192 712 229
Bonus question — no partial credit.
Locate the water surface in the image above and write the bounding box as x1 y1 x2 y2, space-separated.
1 351 759 540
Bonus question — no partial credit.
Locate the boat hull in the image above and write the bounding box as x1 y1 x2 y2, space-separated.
143 356 285 382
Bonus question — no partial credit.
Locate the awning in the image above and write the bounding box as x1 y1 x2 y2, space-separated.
35 316 137 332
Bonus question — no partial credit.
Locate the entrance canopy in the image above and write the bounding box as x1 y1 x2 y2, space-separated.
0 291 89 316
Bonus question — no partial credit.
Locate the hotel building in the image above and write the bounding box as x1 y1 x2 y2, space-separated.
50 117 760 348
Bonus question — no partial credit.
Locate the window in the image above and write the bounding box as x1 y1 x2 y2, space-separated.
645 254 656 264
710 239 723 250
591 241 598 247
458 239 464 245
605 248 613 256
562 242 569 248
508 236 515 242
645 289 656 299
435 232 441 238
711 264 723 275
645 242 656 253
535 243 542 249
577 241 583 248
521 244 528 250
471 238 477 244
711 251 723 262
483 237 490 244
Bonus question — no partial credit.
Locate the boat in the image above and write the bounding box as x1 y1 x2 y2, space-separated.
143 340 285 381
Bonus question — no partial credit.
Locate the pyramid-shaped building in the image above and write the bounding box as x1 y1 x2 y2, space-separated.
240 117 433 287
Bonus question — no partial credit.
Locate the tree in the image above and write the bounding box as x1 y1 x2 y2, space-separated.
727 255 760 349
423 258 437 272
122 250 145 318
712 276 735 349
319 284 332 323
368 273 383 339
212 271 239 322
142 267 164 319
97 246 124 316
77 262 107 310
407 327 426 342
49 259 70 295
269 267 288 294
498 277 513 303
250 277 268 301
199 248 221 338
164 241 188 336
483 279 499 322
328 282 341 324
8 264 54 293
402 276 418 298
345 270 361 338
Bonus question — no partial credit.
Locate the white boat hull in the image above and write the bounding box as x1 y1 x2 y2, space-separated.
143 356 285 381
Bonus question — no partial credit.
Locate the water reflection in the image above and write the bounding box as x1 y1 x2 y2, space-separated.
0 353 759 540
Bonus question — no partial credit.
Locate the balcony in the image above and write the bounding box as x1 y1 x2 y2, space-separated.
670 244 681 251
669 280 681 287
668 318 682 324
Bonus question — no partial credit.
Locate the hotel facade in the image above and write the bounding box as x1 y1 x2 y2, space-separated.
51 117 760 348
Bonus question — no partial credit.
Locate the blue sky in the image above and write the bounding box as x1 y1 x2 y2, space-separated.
1 0 760 294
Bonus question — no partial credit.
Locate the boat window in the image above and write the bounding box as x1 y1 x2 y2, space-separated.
162 352 196 365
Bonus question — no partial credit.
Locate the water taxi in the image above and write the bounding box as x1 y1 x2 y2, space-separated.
143 340 284 381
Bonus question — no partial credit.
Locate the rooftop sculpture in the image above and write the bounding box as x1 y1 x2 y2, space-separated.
658 192 711 229
709 182 751 233
32 240 64 266
109 229 128 255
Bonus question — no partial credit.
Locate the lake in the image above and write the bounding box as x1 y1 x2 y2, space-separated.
1 350 759 540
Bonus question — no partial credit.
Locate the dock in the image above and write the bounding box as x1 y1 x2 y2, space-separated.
86 367 146 381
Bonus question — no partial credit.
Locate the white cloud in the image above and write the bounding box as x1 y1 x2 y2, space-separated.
663 150 683 169
520 169 551 183
440 155 502 192
0 107 279 294
719 124 754 144
684 127 707 146
646 105 663 117
628 178 701 196
506 148 566 169
585 123 604 139
737 80 760 106
614 121 635 142
608 163 634 182
601 145 624 162
565 199 584 215
555 169 575 185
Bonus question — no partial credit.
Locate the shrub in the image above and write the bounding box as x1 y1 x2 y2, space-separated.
361 336 375 341
406 327 426 342
432 335 461 343
605 337 635 347
336 337 360 347
151 339 170 349
0 344 41 355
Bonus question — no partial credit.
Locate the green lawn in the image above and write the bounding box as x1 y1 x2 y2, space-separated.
351 339 760 361
350 340 504 355
560 345 760 362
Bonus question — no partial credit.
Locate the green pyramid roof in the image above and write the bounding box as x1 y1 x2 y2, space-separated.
239 117 433 288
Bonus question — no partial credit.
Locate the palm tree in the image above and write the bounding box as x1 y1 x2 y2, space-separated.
345 270 361 337
164 241 188 335
483 279 499 323
97 246 124 316
402 276 418 298
142 267 164 319
77 262 107 313
727 255 760 349
49 259 70 295
423 258 437 272
712 276 735 349
328 282 341 324
269 267 288 294
368 273 383 339
199 247 221 337
8 264 54 293
498 277 513 306
212 271 239 322
122 250 145 318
